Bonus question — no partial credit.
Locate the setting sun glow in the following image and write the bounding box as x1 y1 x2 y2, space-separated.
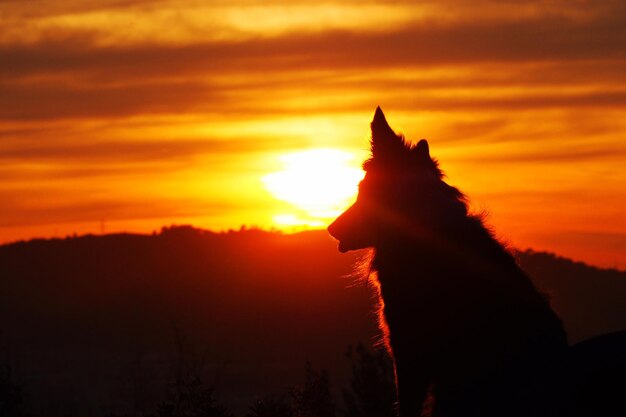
262 149 365 227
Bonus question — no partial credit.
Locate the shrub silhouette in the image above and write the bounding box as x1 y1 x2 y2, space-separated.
0 360 31 417
246 361 340 417
247 395 293 417
146 376 232 417
291 362 336 417
248 346 396 417
341 344 396 417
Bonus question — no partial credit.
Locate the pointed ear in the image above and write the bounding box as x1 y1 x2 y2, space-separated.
370 107 403 159
371 107 393 137
415 139 430 160
412 138 442 175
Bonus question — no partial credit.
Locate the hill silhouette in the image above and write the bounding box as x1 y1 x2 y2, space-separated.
0 226 624 416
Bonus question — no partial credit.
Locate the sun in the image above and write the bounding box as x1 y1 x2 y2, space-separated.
262 149 365 227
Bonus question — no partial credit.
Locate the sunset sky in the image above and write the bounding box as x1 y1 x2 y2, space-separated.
1 0 625 268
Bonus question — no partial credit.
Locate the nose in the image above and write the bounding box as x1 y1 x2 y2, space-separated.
327 219 339 239
328 204 354 240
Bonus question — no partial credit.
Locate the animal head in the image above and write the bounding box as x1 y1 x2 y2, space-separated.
328 107 467 252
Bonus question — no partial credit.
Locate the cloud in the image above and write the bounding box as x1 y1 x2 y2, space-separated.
0 195 240 227
0 136 308 164
0 81 222 120
479 147 624 164
3 78 626 121
1 4 624 121
3 15 625 77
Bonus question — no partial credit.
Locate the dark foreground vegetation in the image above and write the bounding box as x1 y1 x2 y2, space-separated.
1 336 396 417
1 226 625 416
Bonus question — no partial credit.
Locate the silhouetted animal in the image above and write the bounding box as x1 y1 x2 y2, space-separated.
328 108 568 417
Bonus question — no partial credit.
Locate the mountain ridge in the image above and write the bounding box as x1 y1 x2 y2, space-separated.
1 225 625 416
2 225 623 273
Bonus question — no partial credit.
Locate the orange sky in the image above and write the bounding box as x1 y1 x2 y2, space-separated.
1 0 625 269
